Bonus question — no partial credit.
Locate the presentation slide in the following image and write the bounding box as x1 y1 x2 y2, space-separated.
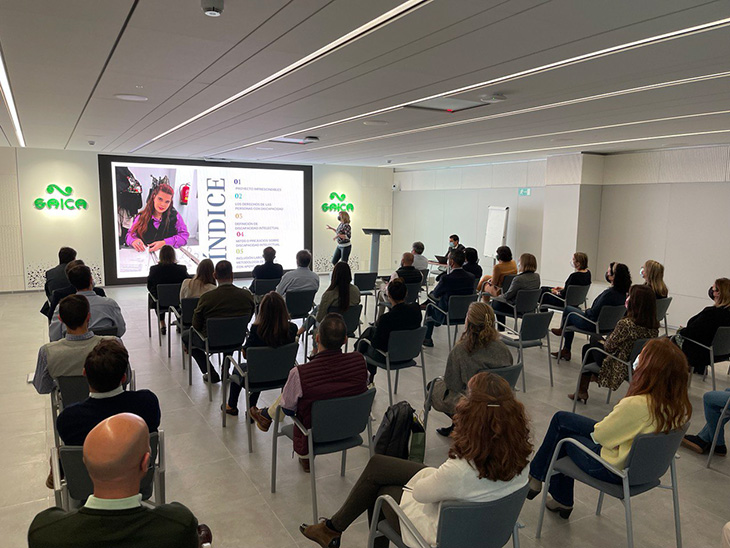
104 158 308 281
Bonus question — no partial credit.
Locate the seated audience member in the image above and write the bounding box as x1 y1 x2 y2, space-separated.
527 338 691 519
675 277 730 374
183 260 254 383
551 262 631 361
276 249 320 297
248 313 368 472
45 246 77 298
435 234 465 282
180 258 217 299
389 252 425 285
226 292 298 416
462 247 483 281
539 252 591 308
314 262 361 324
430 302 513 437
478 245 518 298
423 250 475 347
49 265 126 341
491 253 540 330
300 372 530 548
28 413 210 548
147 245 189 334
34 295 120 394
357 278 422 382
45 259 106 321
641 259 668 299
682 388 730 455
411 241 428 271
571 285 659 403
251 246 284 293
57 339 160 446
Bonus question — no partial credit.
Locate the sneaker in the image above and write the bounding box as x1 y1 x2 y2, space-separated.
422 338 434 347
299 520 341 548
681 434 710 454
248 406 272 432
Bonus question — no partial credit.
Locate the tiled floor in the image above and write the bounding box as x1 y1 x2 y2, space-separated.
1 281 728 548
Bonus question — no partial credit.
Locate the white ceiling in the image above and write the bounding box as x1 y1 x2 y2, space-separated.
0 0 729 169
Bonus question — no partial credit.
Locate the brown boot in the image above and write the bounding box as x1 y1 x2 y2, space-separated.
551 327 563 337
568 373 591 403
551 349 571 361
300 520 341 548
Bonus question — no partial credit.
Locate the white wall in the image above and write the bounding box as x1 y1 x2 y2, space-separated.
0 148 24 291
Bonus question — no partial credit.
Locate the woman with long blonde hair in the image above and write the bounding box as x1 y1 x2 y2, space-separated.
641 259 668 298
326 210 352 265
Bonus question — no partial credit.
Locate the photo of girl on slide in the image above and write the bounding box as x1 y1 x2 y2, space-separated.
126 177 189 252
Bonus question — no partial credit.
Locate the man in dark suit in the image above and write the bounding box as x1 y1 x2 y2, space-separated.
183 260 255 383
29 413 210 548
423 249 475 347
45 247 77 298
43 259 106 321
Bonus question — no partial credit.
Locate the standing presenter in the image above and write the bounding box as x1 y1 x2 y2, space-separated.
126 182 189 252
327 211 352 265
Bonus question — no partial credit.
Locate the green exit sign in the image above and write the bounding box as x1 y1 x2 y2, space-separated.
518 187 531 196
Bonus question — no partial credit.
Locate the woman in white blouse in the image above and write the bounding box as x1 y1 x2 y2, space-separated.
179 258 216 299
299 371 532 548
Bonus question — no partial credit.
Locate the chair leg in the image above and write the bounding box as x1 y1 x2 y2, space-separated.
367 418 374 458
664 316 669 337
710 356 717 391
606 389 612 405
572 369 583 413
271 411 281 493
206 352 213 402
670 459 682 548
245 385 254 454
622 477 634 548
385 358 394 407
706 413 725 468
157 306 162 347
596 491 605 515
518 346 526 393
394 369 400 394
340 450 347 476
188 346 193 386
512 522 521 548
420 351 428 400
221 363 228 428
167 310 172 358
447 319 452 351
147 307 152 337
546 336 554 387
557 330 566 363
309 437 318 524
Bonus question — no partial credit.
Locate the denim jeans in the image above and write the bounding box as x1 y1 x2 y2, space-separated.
529 411 621 506
332 244 351 265
561 306 595 352
698 388 730 446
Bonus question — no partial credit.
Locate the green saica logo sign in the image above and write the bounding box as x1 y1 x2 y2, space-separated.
34 184 89 211
321 192 354 212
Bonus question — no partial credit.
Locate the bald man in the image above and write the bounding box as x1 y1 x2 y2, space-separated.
29 413 209 548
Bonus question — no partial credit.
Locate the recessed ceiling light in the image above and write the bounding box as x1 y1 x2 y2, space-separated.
135 85 144 89
114 94 148 102
256 146 274 151
269 136 319 145
363 120 389 126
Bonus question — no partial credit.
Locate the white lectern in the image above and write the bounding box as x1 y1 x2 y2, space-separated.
362 228 390 273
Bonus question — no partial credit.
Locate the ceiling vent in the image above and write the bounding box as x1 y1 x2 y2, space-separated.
268 136 320 145
407 94 506 113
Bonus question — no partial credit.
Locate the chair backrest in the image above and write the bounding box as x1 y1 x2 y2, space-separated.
157 283 181 309
311 387 376 445
60 431 160 502
501 274 515 292
327 304 362 336
712 326 730 356
205 316 249 350
596 304 626 332
387 326 427 362
519 311 554 341
405 283 421 304
624 425 688 485
628 338 651 364
353 272 378 292
447 294 478 323
286 289 317 319
419 269 429 286
245 343 299 385
57 376 90 408
487 363 523 390
437 483 529 548
514 288 541 315
91 325 118 336
655 296 672 322
253 278 280 296
180 297 199 326
565 284 591 308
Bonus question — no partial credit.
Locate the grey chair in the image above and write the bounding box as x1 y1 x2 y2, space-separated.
494 289 541 330
171 297 199 376
499 310 554 391
426 294 478 350
354 272 378 317
539 284 591 313
190 316 250 401
50 376 90 448
557 304 626 363
91 325 119 336
52 430 165 510
706 394 730 468
535 425 688 548
501 274 516 293
419 268 429 291
364 326 428 406
335 304 364 346
369 484 529 548
271 387 376 524
221 342 299 451
285 289 317 324
656 296 672 337
572 338 651 413
148 283 182 347
251 277 280 297
678 325 730 390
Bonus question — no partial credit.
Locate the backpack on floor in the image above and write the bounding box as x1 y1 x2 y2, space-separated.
373 401 425 463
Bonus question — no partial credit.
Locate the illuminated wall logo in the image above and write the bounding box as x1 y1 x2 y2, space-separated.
34 184 88 211
321 192 354 212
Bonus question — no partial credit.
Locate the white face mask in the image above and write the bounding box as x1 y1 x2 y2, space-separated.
632 355 640 371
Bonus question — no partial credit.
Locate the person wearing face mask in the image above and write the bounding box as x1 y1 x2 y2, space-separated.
675 278 730 374
640 259 669 299
326 211 352 265
551 262 632 361
540 252 591 308
434 235 466 282
491 253 540 331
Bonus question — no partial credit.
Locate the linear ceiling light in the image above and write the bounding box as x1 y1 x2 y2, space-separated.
381 129 730 168
0 44 25 147
130 0 433 153
208 15 730 157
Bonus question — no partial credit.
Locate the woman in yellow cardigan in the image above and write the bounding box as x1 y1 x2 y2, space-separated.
526 338 691 518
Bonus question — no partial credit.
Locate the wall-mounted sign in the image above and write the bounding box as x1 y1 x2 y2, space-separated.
321 191 354 212
518 187 531 196
34 184 89 211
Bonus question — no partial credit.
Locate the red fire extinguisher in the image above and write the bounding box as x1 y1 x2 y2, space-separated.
180 183 190 205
